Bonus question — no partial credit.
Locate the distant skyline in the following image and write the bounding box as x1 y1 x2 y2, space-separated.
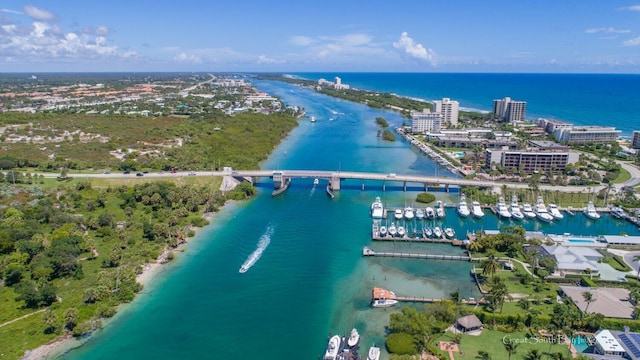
1 1 640 73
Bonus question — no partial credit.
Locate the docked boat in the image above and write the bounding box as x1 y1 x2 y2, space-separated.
347 328 360 349
372 298 398 308
415 208 425 219
436 201 446 218
394 208 403 220
584 201 601 220
534 196 554 223
457 194 470 218
433 226 442 238
324 335 341 360
424 226 433 237
397 226 406 237
612 206 627 219
404 207 414 220
313 178 319 185
425 207 436 218
388 223 397 237
496 197 512 219
548 204 564 220
444 227 455 239
509 195 524 220
371 197 384 219
368 345 381 360
379 225 387 237
471 201 485 218
522 203 536 218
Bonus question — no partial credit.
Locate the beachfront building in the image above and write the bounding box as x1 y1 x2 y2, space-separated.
433 98 459 126
559 286 634 319
411 109 443 133
493 97 526 123
317 77 350 90
540 246 602 275
537 118 573 134
554 126 621 144
485 149 579 173
632 131 640 149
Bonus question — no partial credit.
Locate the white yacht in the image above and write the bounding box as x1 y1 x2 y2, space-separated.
415 208 425 219
324 335 341 360
404 206 414 220
371 197 384 219
509 195 524 220
313 178 319 185
548 204 564 220
424 226 433 238
367 345 381 360
471 201 485 218
457 194 470 218
436 200 446 218
310 116 317 122
388 223 397 237
397 225 406 237
534 196 554 223
371 298 398 308
394 208 403 220
584 201 601 220
433 226 442 239
444 227 455 239
425 207 436 218
496 197 512 219
347 328 360 349
379 225 387 237
522 203 536 218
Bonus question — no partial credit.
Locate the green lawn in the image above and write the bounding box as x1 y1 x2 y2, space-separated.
613 167 632 184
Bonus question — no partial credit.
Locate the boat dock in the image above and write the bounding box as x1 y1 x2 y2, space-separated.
372 287 483 305
363 247 471 261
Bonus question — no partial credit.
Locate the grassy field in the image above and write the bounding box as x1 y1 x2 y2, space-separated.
613 167 632 184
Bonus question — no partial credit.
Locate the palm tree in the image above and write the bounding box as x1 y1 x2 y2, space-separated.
481 253 500 280
503 341 518 360
467 240 483 254
450 290 461 306
476 350 492 360
525 348 543 360
582 291 594 313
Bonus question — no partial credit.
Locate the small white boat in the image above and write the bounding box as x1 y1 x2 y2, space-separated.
424 226 433 237
548 204 564 220
433 226 442 238
372 298 398 308
313 178 319 185
388 223 397 237
444 227 455 239
522 203 536 218
415 208 425 219
371 197 384 219
368 345 381 360
457 194 470 218
611 207 627 219
310 116 316 122
436 201 446 218
394 208 403 220
509 195 524 220
472 201 485 218
404 207 414 220
347 328 360 348
425 207 436 218
534 196 554 223
584 201 600 220
379 225 387 237
397 226 406 237
324 335 341 360
496 197 511 219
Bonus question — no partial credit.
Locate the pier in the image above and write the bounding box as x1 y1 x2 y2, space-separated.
363 247 471 261
371 287 484 305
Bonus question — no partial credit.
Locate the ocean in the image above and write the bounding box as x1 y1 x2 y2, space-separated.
64 74 640 360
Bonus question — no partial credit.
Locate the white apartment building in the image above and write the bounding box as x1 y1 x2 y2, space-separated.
411 109 443 133
554 126 621 144
493 97 527 123
433 98 459 126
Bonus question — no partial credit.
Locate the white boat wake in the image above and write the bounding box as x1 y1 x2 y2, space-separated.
239 225 275 273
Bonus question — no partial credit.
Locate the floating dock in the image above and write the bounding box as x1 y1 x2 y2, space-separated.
363 247 471 261
372 287 483 305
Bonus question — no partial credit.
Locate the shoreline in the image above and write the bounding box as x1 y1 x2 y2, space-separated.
20 208 226 360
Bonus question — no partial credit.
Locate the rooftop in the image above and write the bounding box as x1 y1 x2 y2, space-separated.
560 286 634 319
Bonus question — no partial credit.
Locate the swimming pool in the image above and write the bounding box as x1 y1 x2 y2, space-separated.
568 238 596 244
572 336 593 353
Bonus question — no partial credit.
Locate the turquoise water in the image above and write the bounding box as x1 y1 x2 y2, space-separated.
572 336 592 353
64 77 640 359
568 239 596 243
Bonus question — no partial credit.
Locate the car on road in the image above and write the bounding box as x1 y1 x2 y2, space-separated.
136 173 144 177
188 172 196 176
123 170 130 174
104 170 111 174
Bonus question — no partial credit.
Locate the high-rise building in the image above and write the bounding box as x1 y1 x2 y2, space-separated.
632 131 640 149
493 97 527 123
433 98 459 126
554 126 620 144
411 109 443 133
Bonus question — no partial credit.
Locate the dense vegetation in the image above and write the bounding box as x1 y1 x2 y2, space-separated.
375 117 389 128
318 88 431 116
415 192 436 204
381 129 396 142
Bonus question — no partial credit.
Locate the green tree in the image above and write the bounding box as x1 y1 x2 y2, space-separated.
42 309 59 334
64 308 79 330
504 341 518 360
481 253 500 280
582 291 594 313
525 348 543 360
476 350 491 360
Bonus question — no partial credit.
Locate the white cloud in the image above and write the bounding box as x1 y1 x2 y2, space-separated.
393 32 436 65
623 37 640 46
256 54 282 64
289 35 313 46
96 25 110 36
23 5 56 21
618 5 640 11
173 52 202 64
0 8 22 15
585 27 631 34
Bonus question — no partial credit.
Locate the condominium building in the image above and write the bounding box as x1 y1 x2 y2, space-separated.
411 109 442 133
433 98 459 126
632 131 640 149
493 97 527 123
485 149 579 173
536 118 573 134
554 126 621 144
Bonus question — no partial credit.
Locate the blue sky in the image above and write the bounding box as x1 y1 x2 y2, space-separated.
1 1 639 73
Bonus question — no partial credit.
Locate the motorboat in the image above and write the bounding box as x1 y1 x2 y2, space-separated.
313 178 319 185
471 201 485 218
548 204 564 220
584 201 601 220
415 208 425 219
433 226 442 239
368 345 381 360
509 195 524 220
444 227 455 239
379 225 387 237
388 223 397 237
324 335 341 360
522 203 536 218
611 206 627 219
496 197 511 219
534 196 554 223
457 194 470 218
371 197 384 219
347 328 360 349
425 207 436 218
404 207 414 220
397 226 406 237
394 208 403 220
436 200 446 218
424 226 433 237
371 298 398 308
311 116 316 122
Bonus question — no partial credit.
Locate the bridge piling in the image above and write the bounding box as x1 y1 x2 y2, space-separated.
362 183 365 191
403 181 407 192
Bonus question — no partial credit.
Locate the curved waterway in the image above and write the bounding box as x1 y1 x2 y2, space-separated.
65 80 640 359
